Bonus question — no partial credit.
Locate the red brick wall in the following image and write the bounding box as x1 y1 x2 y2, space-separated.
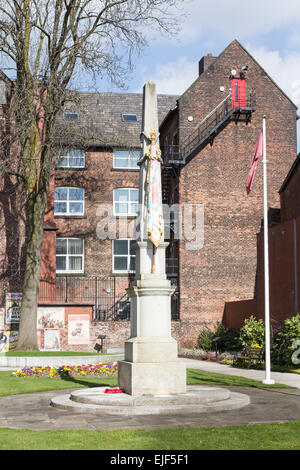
161 40 297 346
280 161 300 223
225 216 300 332
54 148 139 277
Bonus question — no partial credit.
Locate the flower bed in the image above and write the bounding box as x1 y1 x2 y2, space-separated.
179 349 235 362
11 362 118 378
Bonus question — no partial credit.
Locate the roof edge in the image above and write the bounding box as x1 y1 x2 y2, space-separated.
279 152 300 193
231 39 298 110
178 39 298 110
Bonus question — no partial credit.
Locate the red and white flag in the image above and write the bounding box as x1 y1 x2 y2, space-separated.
246 131 263 194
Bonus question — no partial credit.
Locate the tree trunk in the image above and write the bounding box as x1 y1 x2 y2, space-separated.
17 196 47 350
17 141 52 351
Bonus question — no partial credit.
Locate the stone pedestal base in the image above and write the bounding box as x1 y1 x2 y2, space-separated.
118 360 186 396
51 385 250 415
124 336 178 363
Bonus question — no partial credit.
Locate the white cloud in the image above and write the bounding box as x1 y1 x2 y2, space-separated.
244 44 300 149
136 56 198 95
162 0 300 46
137 44 300 149
246 44 300 108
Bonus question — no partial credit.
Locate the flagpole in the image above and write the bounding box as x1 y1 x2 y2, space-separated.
262 115 275 385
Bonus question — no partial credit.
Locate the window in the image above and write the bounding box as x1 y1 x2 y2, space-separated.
54 187 84 216
64 112 78 120
122 114 138 122
56 149 85 168
113 239 135 273
56 238 84 273
113 149 140 169
113 188 139 216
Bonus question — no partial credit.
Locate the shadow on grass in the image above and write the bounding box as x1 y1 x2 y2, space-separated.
57 370 117 389
186 370 293 389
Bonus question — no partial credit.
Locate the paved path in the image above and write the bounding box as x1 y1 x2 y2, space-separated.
1 358 300 431
1 386 300 431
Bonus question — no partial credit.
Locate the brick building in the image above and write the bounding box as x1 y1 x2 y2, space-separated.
0 39 298 351
225 152 300 333
159 39 297 344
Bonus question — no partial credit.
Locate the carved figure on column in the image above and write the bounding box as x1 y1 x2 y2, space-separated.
144 129 164 272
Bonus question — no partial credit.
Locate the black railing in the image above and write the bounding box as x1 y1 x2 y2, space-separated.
39 276 131 321
1 267 179 321
39 273 179 321
163 92 256 164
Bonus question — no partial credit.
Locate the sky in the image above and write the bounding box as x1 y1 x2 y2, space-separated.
95 0 300 149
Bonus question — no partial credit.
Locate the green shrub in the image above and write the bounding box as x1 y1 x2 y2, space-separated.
197 323 241 352
197 327 214 351
240 316 265 348
213 324 241 352
271 314 300 366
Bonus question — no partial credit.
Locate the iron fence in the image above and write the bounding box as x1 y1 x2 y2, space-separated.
0 270 180 321
39 275 180 321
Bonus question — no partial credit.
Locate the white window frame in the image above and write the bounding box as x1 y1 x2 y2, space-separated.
55 149 85 168
54 187 85 216
56 238 84 274
113 149 140 170
113 188 139 217
112 239 136 274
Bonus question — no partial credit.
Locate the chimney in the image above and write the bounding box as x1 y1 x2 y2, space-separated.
198 54 216 76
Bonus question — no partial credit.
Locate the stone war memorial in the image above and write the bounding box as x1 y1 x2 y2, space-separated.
51 81 249 414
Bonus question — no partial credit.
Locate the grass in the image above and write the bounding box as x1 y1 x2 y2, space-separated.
0 371 117 396
1 421 300 450
0 368 292 398
186 369 293 388
0 351 106 357
0 368 298 450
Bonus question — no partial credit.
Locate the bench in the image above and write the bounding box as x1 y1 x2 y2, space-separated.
233 346 263 369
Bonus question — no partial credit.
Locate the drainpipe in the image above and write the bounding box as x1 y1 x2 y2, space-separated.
294 219 298 314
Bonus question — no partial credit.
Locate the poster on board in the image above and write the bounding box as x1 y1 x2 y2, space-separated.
37 307 65 329
43 329 60 351
0 331 18 353
5 293 22 324
68 314 90 345
0 308 4 330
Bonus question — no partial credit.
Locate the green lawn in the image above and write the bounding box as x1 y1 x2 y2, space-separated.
0 368 291 397
1 421 300 450
0 351 105 357
0 368 297 450
0 371 117 396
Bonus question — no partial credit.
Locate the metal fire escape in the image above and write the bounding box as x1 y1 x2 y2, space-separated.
161 90 256 291
162 91 256 166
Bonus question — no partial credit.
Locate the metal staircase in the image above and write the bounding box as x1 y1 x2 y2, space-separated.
162 92 256 166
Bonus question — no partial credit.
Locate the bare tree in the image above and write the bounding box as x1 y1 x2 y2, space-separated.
0 0 184 350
